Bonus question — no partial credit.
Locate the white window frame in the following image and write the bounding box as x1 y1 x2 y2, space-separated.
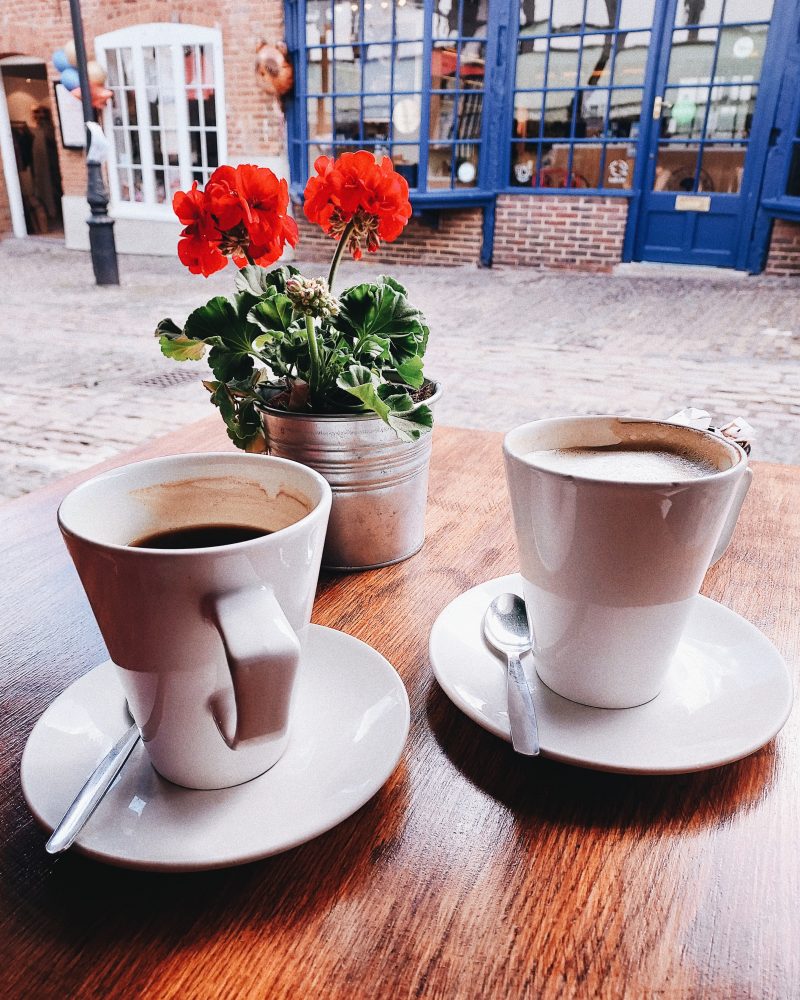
95 23 227 219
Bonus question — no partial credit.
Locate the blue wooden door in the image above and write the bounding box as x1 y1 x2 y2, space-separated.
631 0 779 269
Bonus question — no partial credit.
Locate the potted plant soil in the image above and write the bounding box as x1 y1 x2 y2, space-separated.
156 154 439 569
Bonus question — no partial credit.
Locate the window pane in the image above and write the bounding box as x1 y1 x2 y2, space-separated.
667 29 718 85
786 144 800 198
662 88 705 138
364 44 393 91
106 50 120 89
613 31 650 86
510 142 539 185
538 145 573 187
306 0 332 44
119 48 134 87
676 1 723 26
550 0 585 33
364 94 392 140
518 0 551 37
715 25 767 84
543 90 572 138
308 97 333 140
585 0 617 29
603 142 635 187
455 91 483 139
698 144 746 192
607 87 643 137
580 33 614 87
392 94 421 139
705 84 757 139
454 144 480 186
395 42 423 90
391 143 420 189
364 1 394 40
430 91 457 140
618 0 654 30
513 92 543 138
653 145 698 191
395 0 426 40
547 35 580 87
724 0 772 22
516 38 547 89
462 0 489 38
427 143 455 187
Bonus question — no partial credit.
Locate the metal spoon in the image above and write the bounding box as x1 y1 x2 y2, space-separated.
45 720 140 855
483 593 540 757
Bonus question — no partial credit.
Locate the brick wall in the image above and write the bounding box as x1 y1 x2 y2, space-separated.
0 0 286 236
295 207 484 267
492 194 628 272
764 219 800 276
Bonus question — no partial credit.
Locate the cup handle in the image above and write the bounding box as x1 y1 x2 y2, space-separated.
709 465 753 567
210 587 301 750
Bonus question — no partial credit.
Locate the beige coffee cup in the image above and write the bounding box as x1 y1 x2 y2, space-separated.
504 417 751 709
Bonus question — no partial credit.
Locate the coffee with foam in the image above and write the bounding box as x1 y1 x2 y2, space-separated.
529 445 719 483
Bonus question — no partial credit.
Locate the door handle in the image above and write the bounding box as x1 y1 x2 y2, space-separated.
652 96 673 119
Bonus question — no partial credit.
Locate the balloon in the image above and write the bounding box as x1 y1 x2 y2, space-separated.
52 49 69 72
60 67 80 91
74 84 113 109
64 40 77 66
87 60 107 85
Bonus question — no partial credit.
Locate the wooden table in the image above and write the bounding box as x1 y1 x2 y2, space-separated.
2 421 798 998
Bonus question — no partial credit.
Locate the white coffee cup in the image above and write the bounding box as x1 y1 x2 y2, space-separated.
58 453 332 789
504 417 752 709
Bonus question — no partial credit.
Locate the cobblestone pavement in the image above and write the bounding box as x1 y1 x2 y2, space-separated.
1 237 798 502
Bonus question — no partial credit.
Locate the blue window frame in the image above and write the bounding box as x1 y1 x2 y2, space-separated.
504 0 658 196
285 0 497 205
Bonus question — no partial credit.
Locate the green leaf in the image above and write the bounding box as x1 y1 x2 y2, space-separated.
183 296 256 382
393 355 424 389
235 263 301 296
376 274 408 297
336 282 426 343
158 333 207 362
337 366 433 442
156 318 207 361
205 381 266 452
248 293 295 340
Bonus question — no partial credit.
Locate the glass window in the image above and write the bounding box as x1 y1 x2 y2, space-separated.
97 25 225 211
508 0 651 191
296 0 489 193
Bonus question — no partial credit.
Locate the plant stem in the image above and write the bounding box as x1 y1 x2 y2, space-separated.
305 313 321 397
327 220 355 292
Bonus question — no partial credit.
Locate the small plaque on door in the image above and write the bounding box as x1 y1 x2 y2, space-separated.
674 195 711 212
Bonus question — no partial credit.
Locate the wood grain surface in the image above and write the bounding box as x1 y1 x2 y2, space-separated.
1 421 798 1000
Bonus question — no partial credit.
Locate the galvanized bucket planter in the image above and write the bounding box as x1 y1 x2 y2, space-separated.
262 383 441 571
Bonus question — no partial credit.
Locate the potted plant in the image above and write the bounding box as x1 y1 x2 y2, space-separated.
156 153 440 570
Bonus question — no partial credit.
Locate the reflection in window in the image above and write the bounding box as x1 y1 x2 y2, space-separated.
100 26 223 208
510 0 649 190
302 0 487 192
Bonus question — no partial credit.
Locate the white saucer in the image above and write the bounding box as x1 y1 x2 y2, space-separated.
22 625 410 871
429 574 793 775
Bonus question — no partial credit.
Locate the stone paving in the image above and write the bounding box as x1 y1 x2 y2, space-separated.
1 237 799 502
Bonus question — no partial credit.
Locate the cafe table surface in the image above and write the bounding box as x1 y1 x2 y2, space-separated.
1 420 798 1000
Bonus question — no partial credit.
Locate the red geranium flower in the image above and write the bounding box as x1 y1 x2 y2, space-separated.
173 181 227 276
172 165 298 277
303 151 412 260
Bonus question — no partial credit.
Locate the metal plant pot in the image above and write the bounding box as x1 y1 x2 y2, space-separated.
261 383 441 571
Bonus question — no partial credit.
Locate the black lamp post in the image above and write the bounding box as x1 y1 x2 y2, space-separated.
68 0 120 285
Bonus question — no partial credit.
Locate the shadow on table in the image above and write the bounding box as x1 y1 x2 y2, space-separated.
424 678 778 833
4 761 410 959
